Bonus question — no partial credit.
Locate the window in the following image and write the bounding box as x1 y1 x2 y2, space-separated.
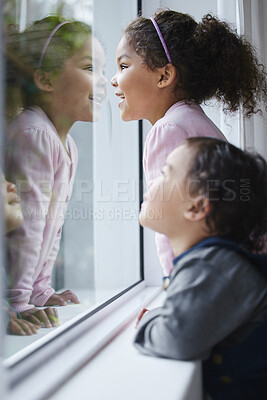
1 0 142 366
2 1 266 399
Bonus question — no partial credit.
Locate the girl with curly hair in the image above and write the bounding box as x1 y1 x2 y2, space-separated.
5 15 107 314
111 9 267 279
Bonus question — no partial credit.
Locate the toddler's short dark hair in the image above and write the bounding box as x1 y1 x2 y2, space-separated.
186 137 267 252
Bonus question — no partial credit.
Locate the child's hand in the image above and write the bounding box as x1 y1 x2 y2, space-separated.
7 311 40 336
20 307 59 328
44 290 80 307
134 308 149 329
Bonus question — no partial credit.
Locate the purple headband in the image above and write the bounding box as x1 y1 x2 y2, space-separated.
38 21 70 68
150 18 172 64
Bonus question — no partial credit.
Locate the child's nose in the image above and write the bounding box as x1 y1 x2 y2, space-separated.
111 74 117 87
103 74 108 86
99 70 108 86
99 74 108 90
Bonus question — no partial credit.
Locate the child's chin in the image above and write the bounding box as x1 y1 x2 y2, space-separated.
138 214 155 232
138 211 149 228
138 212 145 226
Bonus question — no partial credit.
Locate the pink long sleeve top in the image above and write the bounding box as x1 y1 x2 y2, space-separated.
143 101 226 276
5 107 78 312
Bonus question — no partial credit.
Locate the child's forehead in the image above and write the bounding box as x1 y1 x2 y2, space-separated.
116 35 134 56
167 143 192 168
118 34 129 47
165 144 195 183
70 37 104 65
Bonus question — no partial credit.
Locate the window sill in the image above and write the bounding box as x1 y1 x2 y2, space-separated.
5 285 202 400
48 290 203 400
6 285 202 400
4 285 142 362
6 283 164 400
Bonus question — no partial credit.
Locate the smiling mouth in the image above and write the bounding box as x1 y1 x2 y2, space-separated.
115 93 125 107
115 92 125 100
89 94 105 105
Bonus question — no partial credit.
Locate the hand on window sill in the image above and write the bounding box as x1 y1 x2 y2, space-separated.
7 309 40 336
134 308 149 329
20 307 59 328
44 290 80 307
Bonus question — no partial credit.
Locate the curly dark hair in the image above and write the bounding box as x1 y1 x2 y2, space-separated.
5 15 91 119
125 10 267 117
185 137 267 252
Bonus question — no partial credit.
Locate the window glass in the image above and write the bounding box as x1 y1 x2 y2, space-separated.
2 0 141 361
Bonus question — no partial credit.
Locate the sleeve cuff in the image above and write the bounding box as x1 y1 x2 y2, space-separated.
30 287 55 307
10 303 35 313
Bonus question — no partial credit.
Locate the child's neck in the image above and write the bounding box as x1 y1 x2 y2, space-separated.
148 92 185 125
169 231 210 258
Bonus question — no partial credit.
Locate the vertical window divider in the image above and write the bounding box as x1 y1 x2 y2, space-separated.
138 119 144 281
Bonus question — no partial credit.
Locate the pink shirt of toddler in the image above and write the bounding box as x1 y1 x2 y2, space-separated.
5 107 78 312
143 101 226 276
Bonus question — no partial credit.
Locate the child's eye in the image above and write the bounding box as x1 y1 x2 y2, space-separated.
84 65 93 72
120 64 128 70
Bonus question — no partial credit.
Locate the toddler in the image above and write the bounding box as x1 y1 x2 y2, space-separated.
135 137 267 399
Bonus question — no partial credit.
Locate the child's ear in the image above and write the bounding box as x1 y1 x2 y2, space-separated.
33 70 54 92
157 64 177 88
184 197 210 222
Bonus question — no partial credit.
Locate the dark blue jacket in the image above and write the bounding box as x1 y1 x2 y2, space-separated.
199 237 267 400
